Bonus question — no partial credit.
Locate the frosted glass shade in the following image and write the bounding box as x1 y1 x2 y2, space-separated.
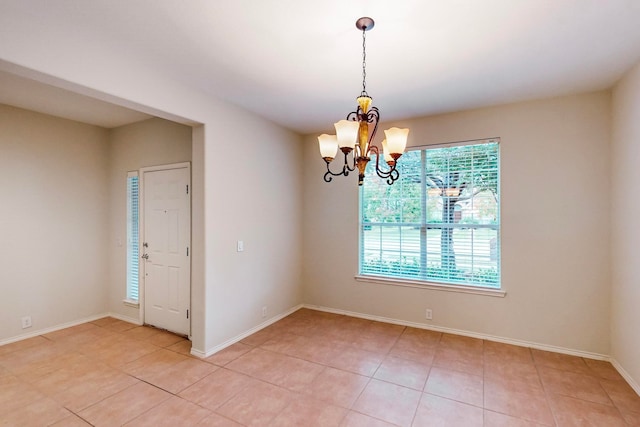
334 120 359 150
384 127 409 156
381 139 394 164
318 134 338 160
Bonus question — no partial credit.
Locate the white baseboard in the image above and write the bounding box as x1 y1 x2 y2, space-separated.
192 304 304 358
0 313 111 347
610 358 640 396
0 312 144 348
303 304 610 361
108 312 143 326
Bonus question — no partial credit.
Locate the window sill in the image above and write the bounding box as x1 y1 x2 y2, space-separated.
122 299 140 308
355 275 506 297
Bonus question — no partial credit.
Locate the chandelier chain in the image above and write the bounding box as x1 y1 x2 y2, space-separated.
361 27 367 96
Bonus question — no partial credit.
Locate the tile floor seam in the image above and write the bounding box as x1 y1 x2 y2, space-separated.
480 345 486 421
211 410 247 426
347 407 402 427
348 375 373 411
408 392 421 427
72 411 94 426
224 374 271 411
134 375 178 395
266 394 302 426
585 393 628 425
422 390 484 411
63 375 140 413
117 388 174 426
532 355 559 427
297 346 388 381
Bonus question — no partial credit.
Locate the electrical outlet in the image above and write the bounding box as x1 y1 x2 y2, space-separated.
237 240 244 252
425 309 433 320
261 306 267 318
21 316 32 329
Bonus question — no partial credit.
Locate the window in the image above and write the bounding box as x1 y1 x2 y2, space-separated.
126 172 140 302
359 139 500 289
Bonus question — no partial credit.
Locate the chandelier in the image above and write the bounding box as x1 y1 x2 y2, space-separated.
318 17 409 186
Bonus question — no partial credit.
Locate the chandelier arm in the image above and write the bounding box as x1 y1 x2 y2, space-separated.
323 163 348 182
368 145 401 185
323 171 334 183
346 153 357 172
384 167 400 185
375 164 400 184
323 151 356 182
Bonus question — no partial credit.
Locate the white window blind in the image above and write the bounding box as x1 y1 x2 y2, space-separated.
126 172 140 301
360 140 500 288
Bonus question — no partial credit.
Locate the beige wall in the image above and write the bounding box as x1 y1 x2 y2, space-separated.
201 110 304 352
611 61 640 387
303 91 612 355
190 126 206 350
0 104 110 341
107 118 192 321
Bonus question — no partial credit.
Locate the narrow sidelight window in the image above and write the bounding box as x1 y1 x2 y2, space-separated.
126 171 140 301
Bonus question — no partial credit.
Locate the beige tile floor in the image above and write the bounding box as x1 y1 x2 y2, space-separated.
1 308 639 426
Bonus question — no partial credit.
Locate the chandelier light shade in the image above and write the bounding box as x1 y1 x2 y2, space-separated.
318 17 409 186
381 140 394 165
335 120 359 151
318 134 338 161
383 127 410 159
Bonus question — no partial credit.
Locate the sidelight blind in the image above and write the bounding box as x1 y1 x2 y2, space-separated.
126 172 140 301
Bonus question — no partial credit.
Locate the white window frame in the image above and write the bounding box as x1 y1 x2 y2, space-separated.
356 138 505 297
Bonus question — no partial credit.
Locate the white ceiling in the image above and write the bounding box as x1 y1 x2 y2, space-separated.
1 0 640 133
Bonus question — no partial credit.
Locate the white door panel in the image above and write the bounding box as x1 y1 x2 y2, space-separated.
142 165 190 336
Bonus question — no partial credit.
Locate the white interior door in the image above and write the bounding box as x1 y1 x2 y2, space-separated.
142 164 190 336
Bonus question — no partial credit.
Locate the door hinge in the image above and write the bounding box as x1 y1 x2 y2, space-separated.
186 247 189 256
186 309 189 319
186 184 189 194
